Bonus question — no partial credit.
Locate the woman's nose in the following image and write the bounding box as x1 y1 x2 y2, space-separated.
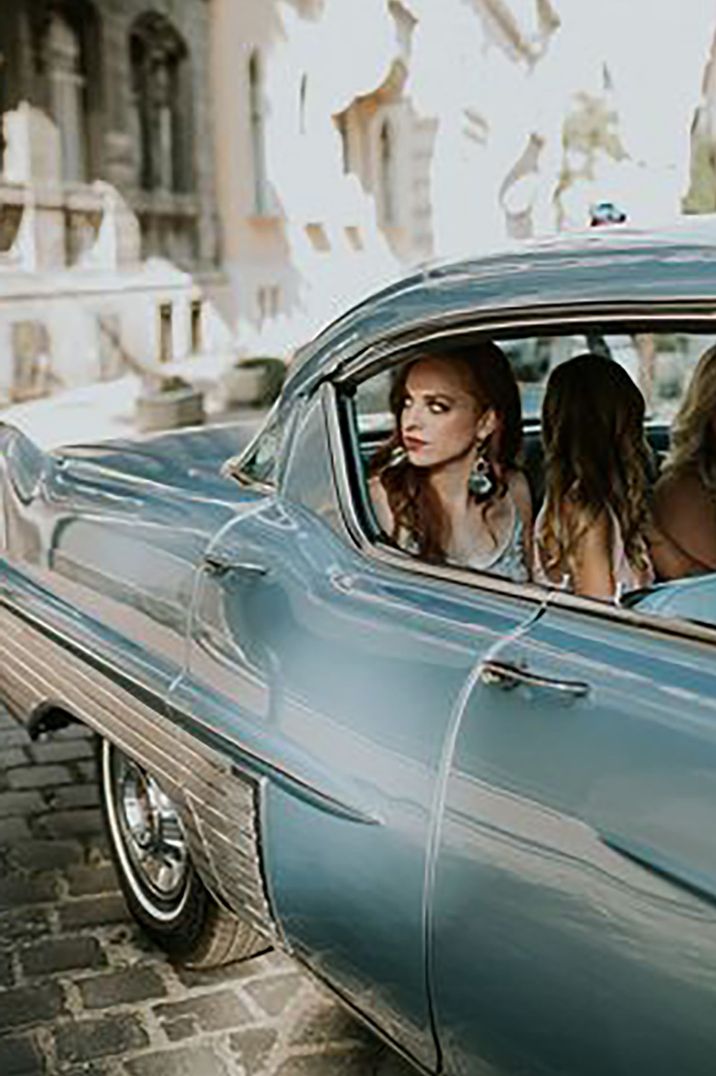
403 405 424 430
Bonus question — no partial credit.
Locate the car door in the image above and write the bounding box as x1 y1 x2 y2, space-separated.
432 595 716 1076
169 389 546 1071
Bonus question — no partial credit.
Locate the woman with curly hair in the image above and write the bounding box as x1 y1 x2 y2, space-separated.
368 343 532 581
534 353 654 601
651 344 716 578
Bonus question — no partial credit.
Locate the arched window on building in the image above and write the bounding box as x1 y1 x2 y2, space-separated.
130 13 193 194
378 117 396 226
249 49 269 214
45 10 87 181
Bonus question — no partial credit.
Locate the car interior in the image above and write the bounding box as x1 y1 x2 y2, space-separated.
347 326 716 623
353 327 691 505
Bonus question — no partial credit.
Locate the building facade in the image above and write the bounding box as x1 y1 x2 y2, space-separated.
0 0 218 270
3 0 716 405
0 0 226 406
208 0 716 359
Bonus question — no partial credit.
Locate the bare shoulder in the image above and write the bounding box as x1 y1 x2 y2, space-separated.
578 506 611 548
654 466 709 517
562 500 611 552
568 506 614 599
653 465 716 570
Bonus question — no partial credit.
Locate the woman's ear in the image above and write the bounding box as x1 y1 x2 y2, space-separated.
475 407 498 442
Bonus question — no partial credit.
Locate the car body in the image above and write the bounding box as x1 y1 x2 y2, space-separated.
2 222 716 1076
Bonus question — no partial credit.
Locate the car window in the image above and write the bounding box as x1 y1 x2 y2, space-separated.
345 327 716 627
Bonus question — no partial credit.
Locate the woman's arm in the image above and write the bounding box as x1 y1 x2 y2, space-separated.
570 508 615 600
368 474 394 537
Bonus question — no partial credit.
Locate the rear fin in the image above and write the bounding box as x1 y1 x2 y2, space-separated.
0 422 53 509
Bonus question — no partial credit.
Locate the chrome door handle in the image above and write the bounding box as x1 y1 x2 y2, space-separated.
203 553 268 579
480 660 590 699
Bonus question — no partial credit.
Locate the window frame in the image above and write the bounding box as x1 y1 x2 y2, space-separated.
323 309 716 647
222 397 302 493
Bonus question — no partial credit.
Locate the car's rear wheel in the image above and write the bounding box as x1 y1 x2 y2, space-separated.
98 736 267 967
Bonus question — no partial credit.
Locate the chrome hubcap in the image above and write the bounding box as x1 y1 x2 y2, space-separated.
117 758 188 901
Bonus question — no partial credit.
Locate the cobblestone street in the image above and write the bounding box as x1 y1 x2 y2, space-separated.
0 709 413 1076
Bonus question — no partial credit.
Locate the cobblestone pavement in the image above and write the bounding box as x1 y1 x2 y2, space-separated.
0 709 415 1076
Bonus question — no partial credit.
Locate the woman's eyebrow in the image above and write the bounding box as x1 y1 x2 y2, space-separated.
424 392 455 404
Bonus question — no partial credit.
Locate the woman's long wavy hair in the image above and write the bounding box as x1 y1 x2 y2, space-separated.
665 344 716 492
370 342 522 563
538 353 651 577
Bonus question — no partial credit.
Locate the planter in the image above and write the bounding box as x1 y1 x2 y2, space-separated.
136 385 205 433
222 357 285 407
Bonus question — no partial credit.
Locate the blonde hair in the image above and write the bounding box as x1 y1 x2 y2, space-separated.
538 354 652 578
666 344 716 492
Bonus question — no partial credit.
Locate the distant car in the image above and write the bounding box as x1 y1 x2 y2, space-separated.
589 199 627 226
2 221 716 1076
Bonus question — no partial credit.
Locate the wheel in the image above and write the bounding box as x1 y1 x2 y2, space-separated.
98 736 268 967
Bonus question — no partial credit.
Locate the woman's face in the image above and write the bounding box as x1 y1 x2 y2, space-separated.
399 357 494 469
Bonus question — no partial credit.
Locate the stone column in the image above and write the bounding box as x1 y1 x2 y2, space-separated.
189 2 220 268
100 10 136 190
46 13 86 183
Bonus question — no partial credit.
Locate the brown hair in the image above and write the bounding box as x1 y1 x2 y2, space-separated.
538 353 651 576
370 342 522 562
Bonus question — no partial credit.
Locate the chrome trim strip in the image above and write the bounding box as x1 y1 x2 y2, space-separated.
0 600 278 941
331 302 716 387
0 586 381 824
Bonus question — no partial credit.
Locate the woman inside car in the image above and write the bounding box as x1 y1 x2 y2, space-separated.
534 353 654 601
650 344 716 578
368 342 532 582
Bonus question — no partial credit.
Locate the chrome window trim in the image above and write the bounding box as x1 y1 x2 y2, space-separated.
331 302 716 388
323 323 716 650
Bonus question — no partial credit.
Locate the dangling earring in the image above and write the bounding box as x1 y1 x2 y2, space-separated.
468 443 497 502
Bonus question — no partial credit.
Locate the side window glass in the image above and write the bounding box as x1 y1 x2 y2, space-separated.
281 392 343 533
223 402 287 488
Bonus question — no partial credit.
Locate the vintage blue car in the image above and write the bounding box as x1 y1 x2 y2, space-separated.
1 223 716 1076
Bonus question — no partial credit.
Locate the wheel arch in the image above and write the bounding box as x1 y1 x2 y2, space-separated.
27 699 82 739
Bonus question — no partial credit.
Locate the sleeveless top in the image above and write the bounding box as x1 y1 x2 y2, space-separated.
533 502 654 600
398 494 529 583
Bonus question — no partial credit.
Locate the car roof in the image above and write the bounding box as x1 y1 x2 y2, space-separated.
284 217 716 398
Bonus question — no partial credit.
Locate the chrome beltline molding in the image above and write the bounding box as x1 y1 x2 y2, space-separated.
0 579 382 826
